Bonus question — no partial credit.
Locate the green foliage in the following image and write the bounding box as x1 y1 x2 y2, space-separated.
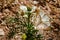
7 6 42 40
22 33 27 40
27 7 32 11
22 7 42 40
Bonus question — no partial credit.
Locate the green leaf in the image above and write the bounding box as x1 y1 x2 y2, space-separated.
22 33 27 40
27 7 32 11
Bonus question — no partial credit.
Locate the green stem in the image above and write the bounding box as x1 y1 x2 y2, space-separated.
28 12 30 27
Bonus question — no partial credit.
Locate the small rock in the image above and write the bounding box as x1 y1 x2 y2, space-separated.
0 29 5 36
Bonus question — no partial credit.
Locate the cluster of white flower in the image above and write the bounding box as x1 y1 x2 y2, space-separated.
19 4 51 30
19 5 37 17
37 9 51 30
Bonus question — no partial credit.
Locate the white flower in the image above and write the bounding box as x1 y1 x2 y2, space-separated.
23 15 28 18
39 12 45 18
20 5 27 12
39 9 50 26
43 22 50 26
42 15 50 22
34 27 37 29
31 6 37 12
37 24 46 29
33 1 38 4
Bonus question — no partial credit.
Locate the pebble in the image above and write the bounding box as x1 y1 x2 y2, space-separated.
0 29 5 36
